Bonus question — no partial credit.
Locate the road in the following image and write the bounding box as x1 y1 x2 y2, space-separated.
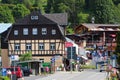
23 69 107 80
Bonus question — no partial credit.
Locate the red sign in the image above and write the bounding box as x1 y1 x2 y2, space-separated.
65 42 73 47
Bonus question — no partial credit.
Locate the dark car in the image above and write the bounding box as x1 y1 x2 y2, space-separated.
21 67 32 76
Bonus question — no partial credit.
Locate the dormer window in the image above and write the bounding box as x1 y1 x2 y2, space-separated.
14 30 18 36
31 16 38 20
32 28 38 35
23 28 28 35
42 28 47 35
52 29 56 35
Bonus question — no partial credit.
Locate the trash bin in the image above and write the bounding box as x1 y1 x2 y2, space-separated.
2 68 7 76
11 74 17 80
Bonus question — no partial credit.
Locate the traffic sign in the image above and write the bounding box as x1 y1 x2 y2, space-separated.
77 57 80 61
67 47 77 60
51 58 55 63
11 55 15 60
65 42 73 47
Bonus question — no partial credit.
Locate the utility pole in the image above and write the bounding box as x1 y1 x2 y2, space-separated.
70 47 73 73
0 34 1 67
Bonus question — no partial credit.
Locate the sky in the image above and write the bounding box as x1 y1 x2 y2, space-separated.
0 23 12 33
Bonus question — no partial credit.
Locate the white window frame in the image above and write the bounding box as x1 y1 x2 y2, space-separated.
14 30 18 36
50 43 55 50
23 28 28 35
31 16 38 20
14 43 20 51
39 43 44 50
26 43 32 51
32 28 38 35
42 28 47 35
52 29 56 35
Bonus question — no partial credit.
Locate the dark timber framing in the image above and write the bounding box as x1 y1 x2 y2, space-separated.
6 11 66 58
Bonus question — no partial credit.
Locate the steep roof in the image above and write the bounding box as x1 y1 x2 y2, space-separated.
44 13 68 26
14 11 57 25
75 23 120 33
0 23 12 34
6 11 66 40
82 23 120 29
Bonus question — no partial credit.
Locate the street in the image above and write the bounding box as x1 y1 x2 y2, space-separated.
23 69 107 80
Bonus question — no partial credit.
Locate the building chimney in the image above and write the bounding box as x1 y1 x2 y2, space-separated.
91 17 95 24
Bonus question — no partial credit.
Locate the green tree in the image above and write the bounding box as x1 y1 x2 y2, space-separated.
12 4 30 21
0 5 14 23
77 12 89 24
115 30 120 65
22 0 33 10
45 0 86 26
45 0 53 13
66 26 74 34
19 51 32 61
112 5 120 24
93 0 115 24
33 0 47 13
1 0 13 4
94 0 114 23
113 0 120 5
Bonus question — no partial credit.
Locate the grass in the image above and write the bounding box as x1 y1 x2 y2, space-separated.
82 65 96 69
0 76 10 80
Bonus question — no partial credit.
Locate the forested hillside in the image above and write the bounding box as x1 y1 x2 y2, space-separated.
0 0 120 33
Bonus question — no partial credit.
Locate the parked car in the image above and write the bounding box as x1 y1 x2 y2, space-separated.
6 67 23 78
21 67 32 76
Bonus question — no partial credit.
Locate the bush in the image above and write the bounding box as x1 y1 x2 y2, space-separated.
0 76 10 80
82 65 96 69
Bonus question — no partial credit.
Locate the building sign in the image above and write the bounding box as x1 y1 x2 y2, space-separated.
65 42 73 47
11 55 19 61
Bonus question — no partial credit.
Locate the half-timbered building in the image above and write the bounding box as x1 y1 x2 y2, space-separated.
5 11 67 67
74 23 119 54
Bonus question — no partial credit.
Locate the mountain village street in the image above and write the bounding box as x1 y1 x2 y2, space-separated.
23 69 107 80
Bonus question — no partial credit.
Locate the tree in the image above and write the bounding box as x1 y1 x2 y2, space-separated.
113 0 120 5
66 26 74 34
112 5 120 24
45 0 86 26
22 0 33 10
12 4 30 21
93 0 115 24
0 5 14 23
114 30 120 65
19 51 32 61
77 12 89 24
33 0 47 13
1 0 14 4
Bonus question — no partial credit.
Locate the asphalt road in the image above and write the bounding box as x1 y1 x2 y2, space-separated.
22 69 107 80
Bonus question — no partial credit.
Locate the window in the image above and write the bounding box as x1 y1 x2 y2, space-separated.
23 28 28 35
42 28 47 35
31 16 38 20
50 43 55 50
14 43 20 51
14 30 18 36
26 43 32 51
52 29 56 35
39 43 44 50
32 28 38 35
